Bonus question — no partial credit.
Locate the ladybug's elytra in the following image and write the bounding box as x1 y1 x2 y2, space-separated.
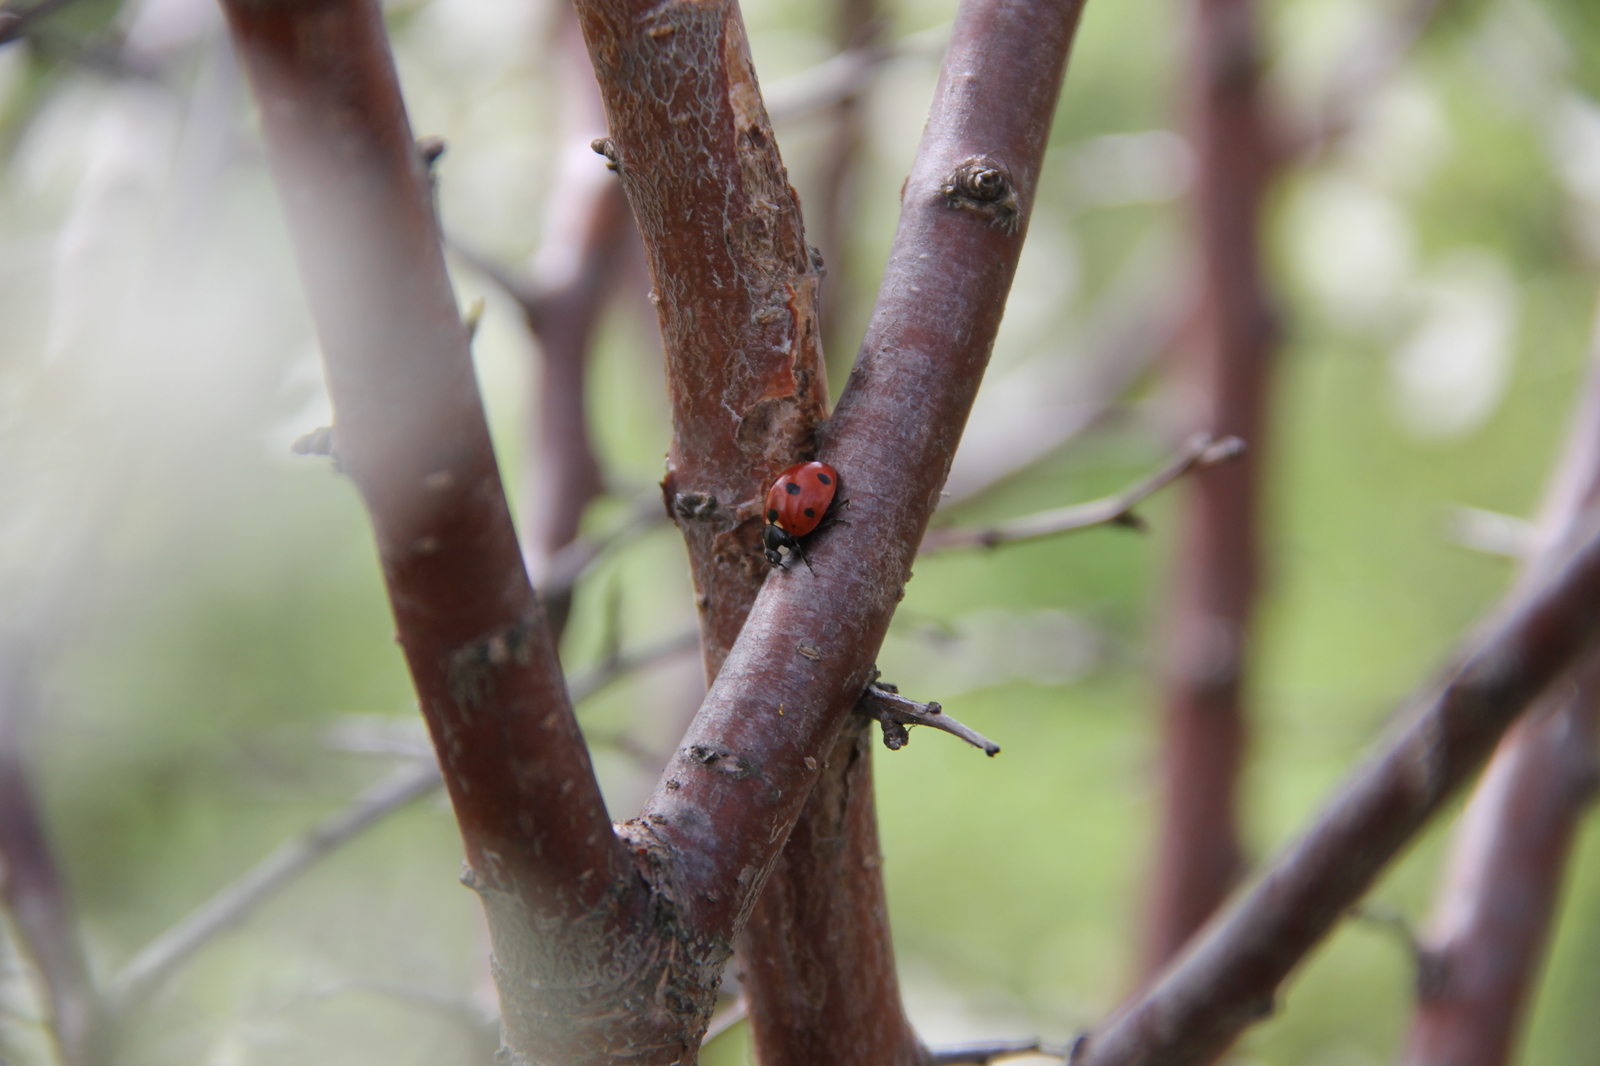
762 461 840 571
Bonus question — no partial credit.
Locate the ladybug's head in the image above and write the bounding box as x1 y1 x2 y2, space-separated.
762 523 793 568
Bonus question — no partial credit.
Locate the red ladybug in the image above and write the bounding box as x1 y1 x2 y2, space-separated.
762 461 840 571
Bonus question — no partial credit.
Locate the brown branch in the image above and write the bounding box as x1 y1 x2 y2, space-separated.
1399 319 1600 1066
1141 0 1279 977
514 10 636 637
569 0 914 1060
1071 510 1600 1066
108 761 443 1015
219 1 647 1060
0 643 106 1066
856 678 1000 756
623 2 1085 1064
922 435 1243 552
812 0 880 363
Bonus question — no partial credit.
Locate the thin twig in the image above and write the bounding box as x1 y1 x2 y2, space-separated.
921 435 1244 552
926 1038 1073 1064
540 493 670 607
567 629 701 704
1287 0 1447 163
763 22 949 124
109 761 443 1014
855 679 999 756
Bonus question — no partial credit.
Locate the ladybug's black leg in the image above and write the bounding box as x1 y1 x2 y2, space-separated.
790 539 815 575
815 497 851 533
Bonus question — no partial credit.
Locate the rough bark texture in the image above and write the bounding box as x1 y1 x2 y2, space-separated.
566 3 912 1062
219 3 686 1061
736 718 922 1065
1074 513 1600 1066
573 0 830 676
1145 0 1277 975
1401 327 1600 1066
630 0 1086 982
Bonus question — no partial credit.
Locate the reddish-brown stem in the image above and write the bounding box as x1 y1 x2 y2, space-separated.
632 0 1087 978
573 0 831 677
568 0 914 1058
0 643 106 1066
1400 323 1600 1066
1144 0 1278 976
220 2 655 1059
516 10 635 637
735 718 921 1065
814 0 879 363
1073 511 1600 1066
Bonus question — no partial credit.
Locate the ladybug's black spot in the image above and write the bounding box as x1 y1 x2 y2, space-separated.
804 507 816 518
785 483 801 495
816 473 831 485
767 508 779 522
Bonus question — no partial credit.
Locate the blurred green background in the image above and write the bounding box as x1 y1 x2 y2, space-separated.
3 0 1600 1061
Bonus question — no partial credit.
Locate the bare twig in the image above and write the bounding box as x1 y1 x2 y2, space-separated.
855 679 999 756
109 761 443 1014
539 492 670 609
0 643 105 1066
921 435 1244 552
926 1038 1073 1065
567 628 701 704
1285 0 1447 163
1072 510 1600 1066
763 23 949 125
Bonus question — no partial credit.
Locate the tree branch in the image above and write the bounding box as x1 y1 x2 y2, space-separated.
220 1 645 1059
513 10 637 636
630 0 1087 998
1399 313 1600 1066
0 642 105 1066
108 760 443 1015
921 435 1243 552
1141 0 1279 976
1072 510 1600 1066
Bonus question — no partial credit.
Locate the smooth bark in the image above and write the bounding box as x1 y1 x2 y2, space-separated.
1075 513 1600 1066
1145 0 1277 974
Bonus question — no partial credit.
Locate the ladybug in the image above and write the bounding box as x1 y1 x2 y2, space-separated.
762 461 840 571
